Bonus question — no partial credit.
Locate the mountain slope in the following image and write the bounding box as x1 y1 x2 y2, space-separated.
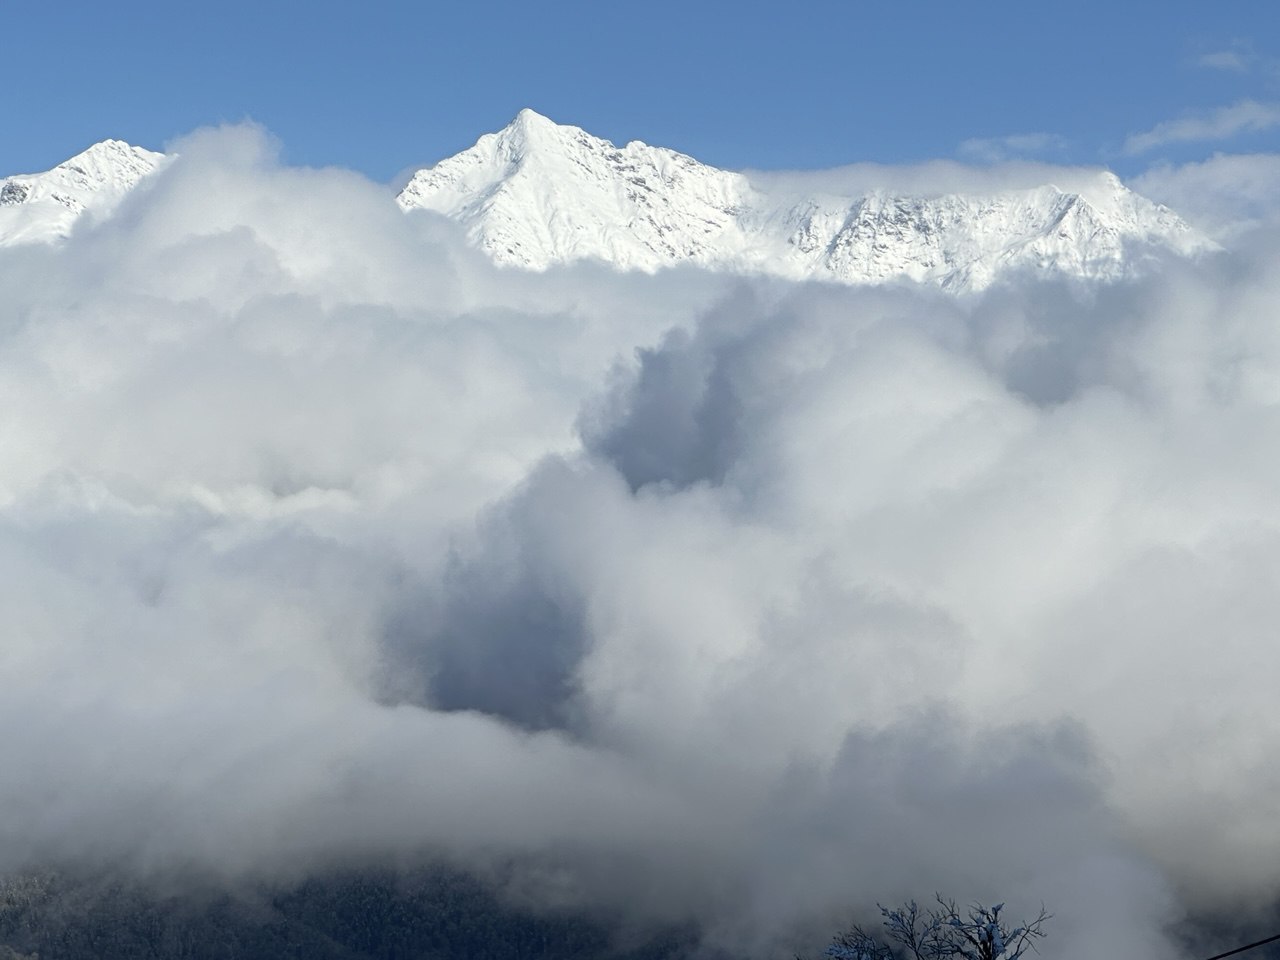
397 109 754 271
0 140 166 245
398 109 1205 291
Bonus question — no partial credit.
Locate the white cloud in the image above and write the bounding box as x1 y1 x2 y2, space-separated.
1124 100 1280 154
4 123 1280 957
1133 152 1280 239
957 132 1068 164
744 157 1126 204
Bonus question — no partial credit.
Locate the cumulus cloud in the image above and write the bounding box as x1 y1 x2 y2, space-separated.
3 123 1280 958
1124 100 1280 155
1133 152 1280 239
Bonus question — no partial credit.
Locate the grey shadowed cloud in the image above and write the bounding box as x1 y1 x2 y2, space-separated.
2 123 1280 958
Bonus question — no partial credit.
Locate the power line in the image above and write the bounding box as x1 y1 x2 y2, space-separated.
1204 933 1280 960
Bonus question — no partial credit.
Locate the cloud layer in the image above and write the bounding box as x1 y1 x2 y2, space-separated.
2 124 1280 959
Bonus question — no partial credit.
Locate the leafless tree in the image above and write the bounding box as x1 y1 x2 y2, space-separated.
821 895 1050 960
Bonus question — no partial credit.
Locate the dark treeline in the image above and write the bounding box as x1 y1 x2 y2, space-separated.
0 867 697 960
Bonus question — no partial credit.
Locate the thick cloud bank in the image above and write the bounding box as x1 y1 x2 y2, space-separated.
1 125 1278 958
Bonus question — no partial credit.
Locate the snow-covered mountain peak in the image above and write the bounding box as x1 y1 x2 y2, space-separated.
500 108 568 147
462 108 571 169
0 139 165 245
397 109 752 270
57 139 164 185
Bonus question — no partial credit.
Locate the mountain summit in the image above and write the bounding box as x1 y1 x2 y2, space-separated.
0 140 166 245
396 109 754 272
397 109 1205 291
2 114 1205 292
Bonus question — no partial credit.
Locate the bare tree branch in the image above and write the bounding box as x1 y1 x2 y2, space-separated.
819 896 1050 960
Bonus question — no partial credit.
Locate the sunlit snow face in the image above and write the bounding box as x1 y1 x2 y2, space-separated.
2 123 1280 959
392 110 1204 291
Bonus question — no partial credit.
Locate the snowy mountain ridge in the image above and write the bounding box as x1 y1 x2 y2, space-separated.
0 140 166 245
397 109 1206 292
2 113 1206 292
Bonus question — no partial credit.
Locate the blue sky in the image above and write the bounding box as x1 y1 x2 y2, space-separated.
5 0 1279 180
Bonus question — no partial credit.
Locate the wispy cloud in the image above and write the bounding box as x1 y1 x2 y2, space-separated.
957 132 1067 164
1124 100 1280 154
1195 49 1255 73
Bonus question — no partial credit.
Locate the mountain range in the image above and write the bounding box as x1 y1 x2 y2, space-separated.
1 111 1206 292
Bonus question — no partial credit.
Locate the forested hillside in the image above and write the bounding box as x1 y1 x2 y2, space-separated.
0 869 695 960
